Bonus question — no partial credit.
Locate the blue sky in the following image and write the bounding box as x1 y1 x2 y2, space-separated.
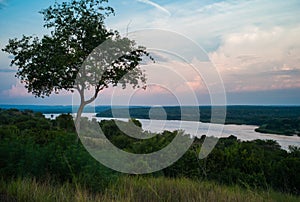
1 0 300 105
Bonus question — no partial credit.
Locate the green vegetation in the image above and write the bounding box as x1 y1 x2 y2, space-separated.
255 118 300 135
97 106 300 136
0 109 119 193
0 108 299 201
101 119 300 194
1 177 299 202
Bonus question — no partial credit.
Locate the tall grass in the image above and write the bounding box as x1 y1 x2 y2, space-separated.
107 177 300 202
0 177 110 202
0 177 299 202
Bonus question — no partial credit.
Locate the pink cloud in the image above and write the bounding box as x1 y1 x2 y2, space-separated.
3 82 31 97
209 26 300 93
4 82 74 98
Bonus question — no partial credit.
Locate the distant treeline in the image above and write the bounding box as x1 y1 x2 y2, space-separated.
97 106 300 136
0 105 111 114
0 108 299 195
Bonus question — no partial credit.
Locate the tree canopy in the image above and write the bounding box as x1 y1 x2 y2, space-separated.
2 0 152 128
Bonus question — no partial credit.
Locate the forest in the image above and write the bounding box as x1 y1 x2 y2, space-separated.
0 108 299 201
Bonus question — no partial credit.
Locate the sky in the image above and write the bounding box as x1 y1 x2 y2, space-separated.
0 0 300 105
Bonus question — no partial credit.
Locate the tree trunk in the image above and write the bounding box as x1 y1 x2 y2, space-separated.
75 101 86 143
75 86 97 143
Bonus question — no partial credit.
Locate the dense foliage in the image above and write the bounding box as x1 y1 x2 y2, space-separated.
101 117 300 194
0 108 299 195
0 109 118 192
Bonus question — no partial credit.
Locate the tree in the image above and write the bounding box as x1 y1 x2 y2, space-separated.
2 0 152 132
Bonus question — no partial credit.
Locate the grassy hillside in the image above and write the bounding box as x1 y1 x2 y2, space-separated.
1 177 299 202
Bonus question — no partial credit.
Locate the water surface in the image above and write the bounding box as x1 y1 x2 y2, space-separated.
45 113 300 150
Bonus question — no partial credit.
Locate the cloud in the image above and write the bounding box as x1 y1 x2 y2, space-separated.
3 82 31 97
2 80 75 98
110 0 300 52
90 58 212 106
209 26 300 92
137 0 171 16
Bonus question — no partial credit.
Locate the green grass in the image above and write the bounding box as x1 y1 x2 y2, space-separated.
0 177 299 202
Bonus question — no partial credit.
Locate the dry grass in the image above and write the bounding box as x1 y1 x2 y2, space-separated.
0 177 299 202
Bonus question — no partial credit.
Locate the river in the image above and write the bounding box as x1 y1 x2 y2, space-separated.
44 113 300 150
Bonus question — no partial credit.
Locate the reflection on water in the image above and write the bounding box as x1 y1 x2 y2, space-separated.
45 113 300 150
